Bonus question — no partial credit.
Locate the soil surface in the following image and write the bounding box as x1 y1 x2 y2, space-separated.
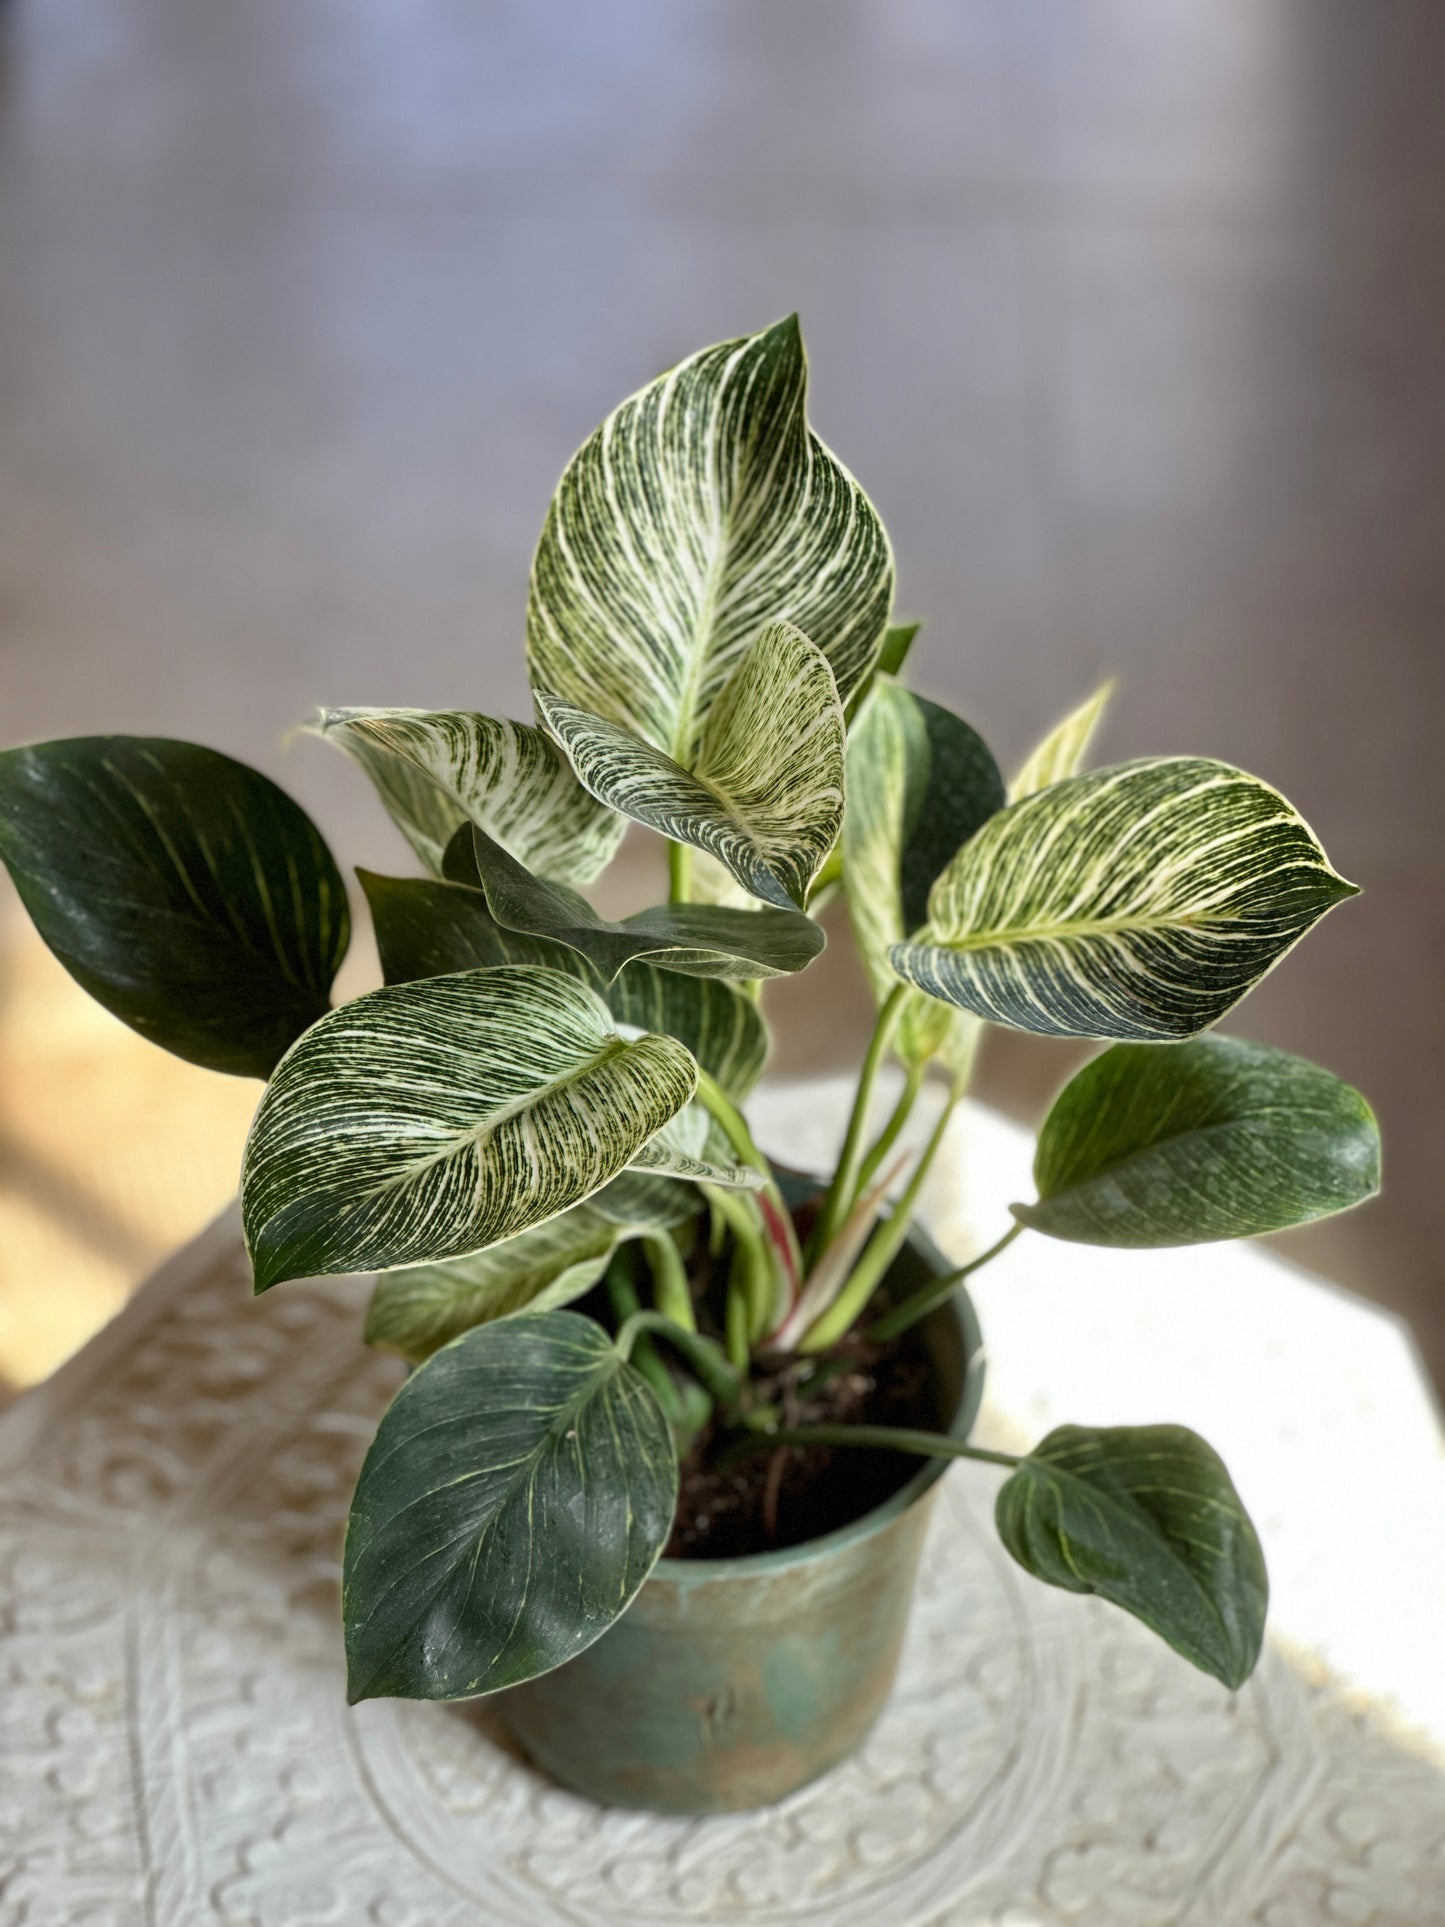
664 1322 947 1559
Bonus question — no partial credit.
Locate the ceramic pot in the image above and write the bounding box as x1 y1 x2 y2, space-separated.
499 1215 983 1812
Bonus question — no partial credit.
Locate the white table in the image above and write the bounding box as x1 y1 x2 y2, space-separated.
4 1081 1443 1926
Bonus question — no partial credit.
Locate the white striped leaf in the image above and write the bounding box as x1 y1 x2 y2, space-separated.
537 619 846 910
1016 1036 1381 1246
443 822 823 982
344 1310 675 1700
996 1424 1267 1688
359 869 768 1099
365 1205 623 1363
242 967 697 1290
1009 682 1113 801
313 707 623 884
526 315 893 765
890 758 1357 1041
843 681 1003 1070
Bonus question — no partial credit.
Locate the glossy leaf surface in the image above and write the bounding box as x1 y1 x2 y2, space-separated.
891 758 1356 1041
444 823 823 982
527 315 892 764
0 736 348 1077
344 1311 675 1700
362 868 768 1100
842 680 1002 1069
996 1424 1267 1689
1017 1036 1380 1245
314 707 622 883
242 967 696 1289
537 619 845 910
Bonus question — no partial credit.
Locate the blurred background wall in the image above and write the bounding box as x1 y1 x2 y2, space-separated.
1 0 1441 1392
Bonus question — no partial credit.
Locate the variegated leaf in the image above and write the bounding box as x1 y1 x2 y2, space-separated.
1009 682 1113 802
537 619 846 910
527 315 893 765
843 619 921 727
890 758 1357 1042
443 822 823 982
361 865 770 1101
312 707 623 884
365 1205 623 1363
242 966 697 1289
843 681 1002 1070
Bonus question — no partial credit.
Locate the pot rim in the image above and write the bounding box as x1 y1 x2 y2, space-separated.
651 1216 985 1585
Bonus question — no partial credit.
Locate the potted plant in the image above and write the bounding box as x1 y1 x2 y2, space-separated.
0 317 1379 1815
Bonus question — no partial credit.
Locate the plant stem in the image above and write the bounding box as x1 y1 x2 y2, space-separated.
641 1229 695 1331
668 840 693 903
721 1423 1020 1471
810 984 907 1255
866 1222 1026 1343
614 1310 743 1406
693 1070 803 1313
706 1185 772 1342
607 1251 683 1425
725 1277 750 1374
848 1062 923 1206
798 1082 958 1353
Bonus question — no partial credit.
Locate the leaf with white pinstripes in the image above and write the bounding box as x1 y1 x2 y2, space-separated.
344 1310 675 1700
1015 1036 1380 1246
242 967 697 1290
442 822 823 982
360 865 769 1100
526 315 893 765
842 680 1003 1070
889 758 1357 1042
537 619 845 909
0 736 349 1078
312 708 623 883
996 1424 1267 1688
1009 682 1113 801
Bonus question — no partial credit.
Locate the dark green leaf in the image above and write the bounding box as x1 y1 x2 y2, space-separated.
1017 1036 1381 1246
361 867 768 1099
344 1311 676 1700
996 1424 1267 1688
444 823 823 983
0 736 348 1077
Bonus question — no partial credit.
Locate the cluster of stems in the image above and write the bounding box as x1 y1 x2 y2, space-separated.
617 854 1026 1437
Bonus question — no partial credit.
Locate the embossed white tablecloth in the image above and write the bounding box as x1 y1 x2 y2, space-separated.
4 1081 1444 1926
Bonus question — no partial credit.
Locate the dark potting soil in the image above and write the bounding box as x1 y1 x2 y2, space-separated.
664 1323 949 1561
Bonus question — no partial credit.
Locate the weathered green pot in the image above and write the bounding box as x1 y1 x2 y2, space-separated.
498 1218 984 1813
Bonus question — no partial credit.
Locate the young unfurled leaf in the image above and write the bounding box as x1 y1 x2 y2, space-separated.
842 682 1002 1070
360 869 768 1101
242 967 697 1289
0 736 348 1078
527 315 893 765
1016 1036 1381 1246
845 619 922 726
537 619 846 910
365 1205 625 1362
344 1311 675 1700
996 1424 1267 1688
312 707 624 884
1009 682 1113 801
890 759 1357 1041
444 822 824 983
